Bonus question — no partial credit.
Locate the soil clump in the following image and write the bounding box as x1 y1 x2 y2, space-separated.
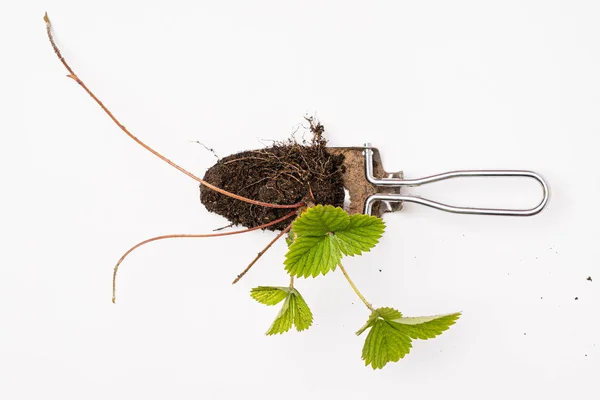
200 120 345 231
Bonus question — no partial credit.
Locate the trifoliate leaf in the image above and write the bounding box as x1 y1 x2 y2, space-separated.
358 307 460 369
362 319 412 369
292 205 349 236
250 286 290 306
388 313 461 340
260 288 313 335
284 206 385 278
335 214 385 256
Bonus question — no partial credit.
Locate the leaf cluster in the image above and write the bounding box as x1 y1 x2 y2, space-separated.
284 205 385 277
357 307 461 369
251 205 460 369
251 286 313 335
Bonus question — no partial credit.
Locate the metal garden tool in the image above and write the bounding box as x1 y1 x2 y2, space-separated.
327 144 549 217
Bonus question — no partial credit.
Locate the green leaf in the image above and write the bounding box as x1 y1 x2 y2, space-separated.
284 206 385 278
358 307 460 369
292 205 349 236
388 313 461 340
284 229 297 248
335 214 385 256
292 290 313 332
260 288 314 335
355 310 380 336
284 234 342 278
362 320 412 369
250 286 290 306
266 295 295 335
375 307 402 320
355 308 402 336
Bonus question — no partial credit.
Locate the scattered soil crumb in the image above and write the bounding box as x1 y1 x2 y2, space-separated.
575 297 579 300
200 118 345 230
587 276 593 282
378 269 382 272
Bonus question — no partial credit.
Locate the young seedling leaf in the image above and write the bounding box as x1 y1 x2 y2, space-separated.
388 313 461 340
260 288 314 335
362 319 412 369
292 205 350 236
335 214 386 256
285 235 343 277
358 307 460 369
355 310 380 336
355 308 402 336
285 206 385 278
292 290 313 332
267 295 295 335
250 286 290 306
375 307 402 320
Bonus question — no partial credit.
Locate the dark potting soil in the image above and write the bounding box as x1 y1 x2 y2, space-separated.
200 121 345 231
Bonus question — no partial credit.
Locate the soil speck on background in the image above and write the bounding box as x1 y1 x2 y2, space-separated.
587 276 592 282
200 119 345 230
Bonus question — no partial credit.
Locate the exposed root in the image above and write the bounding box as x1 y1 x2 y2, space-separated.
231 223 293 284
44 13 303 210
190 140 220 160
111 211 297 303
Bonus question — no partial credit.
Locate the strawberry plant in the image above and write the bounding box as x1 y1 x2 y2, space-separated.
44 13 459 369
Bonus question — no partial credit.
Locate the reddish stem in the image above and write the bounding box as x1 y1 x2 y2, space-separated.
112 211 297 303
44 13 305 210
231 222 293 284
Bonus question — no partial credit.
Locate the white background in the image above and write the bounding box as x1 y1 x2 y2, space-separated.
2 1 599 399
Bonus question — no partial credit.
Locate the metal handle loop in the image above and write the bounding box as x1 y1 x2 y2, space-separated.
363 147 550 216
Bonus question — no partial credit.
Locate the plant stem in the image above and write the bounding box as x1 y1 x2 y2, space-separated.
289 275 294 289
338 263 375 312
231 223 293 284
43 13 304 210
112 210 297 303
